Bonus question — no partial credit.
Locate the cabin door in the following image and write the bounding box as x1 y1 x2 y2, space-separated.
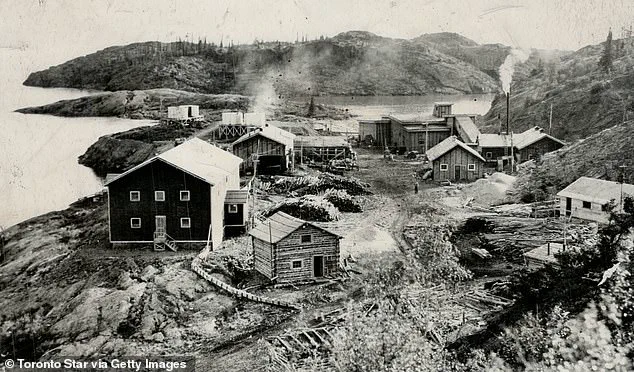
565 198 572 217
313 256 324 278
155 216 167 233
454 165 462 180
188 106 193 117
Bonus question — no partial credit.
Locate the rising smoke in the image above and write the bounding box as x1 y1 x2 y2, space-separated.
499 48 530 93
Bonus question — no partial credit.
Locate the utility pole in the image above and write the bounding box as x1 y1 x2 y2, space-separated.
619 165 626 213
549 103 553 135
425 122 429 153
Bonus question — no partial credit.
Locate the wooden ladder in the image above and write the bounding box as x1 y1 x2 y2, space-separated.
154 232 177 252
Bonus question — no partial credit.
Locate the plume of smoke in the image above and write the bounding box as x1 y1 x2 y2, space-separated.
250 77 279 115
499 48 530 93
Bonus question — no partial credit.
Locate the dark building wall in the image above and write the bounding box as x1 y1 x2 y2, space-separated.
405 130 451 152
432 147 484 181
224 203 245 226
108 160 211 242
233 135 287 173
273 225 339 283
517 137 564 163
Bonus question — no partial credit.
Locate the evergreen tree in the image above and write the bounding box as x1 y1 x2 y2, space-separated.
307 96 315 117
599 29 613 73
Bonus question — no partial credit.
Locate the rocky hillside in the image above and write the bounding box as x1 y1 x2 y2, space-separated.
481 37 634 141
16 89 249 120
24 32 506 96
413 32 510 79
512 119 634 202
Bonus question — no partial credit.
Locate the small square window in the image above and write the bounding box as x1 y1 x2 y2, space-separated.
582 201 592 209
291 260 302 269
468 164 476 171
180 217 191 228
228 204 238 213
130 191 140 201
130 218 141 228
180 190 190 201
155 191 165 201
439 164 448 171
301 234 312 243
486 152 493 159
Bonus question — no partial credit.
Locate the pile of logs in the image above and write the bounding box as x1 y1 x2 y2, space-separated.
262 173 372 196
265 195 341 222
323 189 362 213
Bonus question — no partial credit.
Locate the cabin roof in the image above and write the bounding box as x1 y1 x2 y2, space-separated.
294 136 350 148
557 177 634 205
426 136 486 162
513 127 565 150
232 124 295 149
249 211 341 243
454 115 481 144
225 190 249 204
105 138 242 186
479 133 511 148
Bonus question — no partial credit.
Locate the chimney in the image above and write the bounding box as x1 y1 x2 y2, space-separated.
506 91 510 135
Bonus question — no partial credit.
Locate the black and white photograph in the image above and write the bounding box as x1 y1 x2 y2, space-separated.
1 0 634 370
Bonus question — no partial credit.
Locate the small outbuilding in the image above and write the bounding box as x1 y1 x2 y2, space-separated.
249 212 342 284
557 177 634 223
425 136 486 182
231 124 295 174
224 189 249 233
167 105 203 125
513 127 565 163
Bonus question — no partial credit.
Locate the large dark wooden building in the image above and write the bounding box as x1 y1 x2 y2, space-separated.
425 136 486 182
105 138 244 251
231 124 295 174
249 212 342 284
513 127 565 163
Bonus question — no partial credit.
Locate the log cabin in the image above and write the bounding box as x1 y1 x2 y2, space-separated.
231 124 295 174
105 138 244 251
426 136 486 182
249 212 342 284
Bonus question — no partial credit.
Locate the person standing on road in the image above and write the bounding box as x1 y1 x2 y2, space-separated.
414 181 419 194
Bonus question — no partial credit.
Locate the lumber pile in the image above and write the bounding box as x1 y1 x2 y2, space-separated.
263 173 372 196
322 189 362 212
265 195 341 222
469 215 596 259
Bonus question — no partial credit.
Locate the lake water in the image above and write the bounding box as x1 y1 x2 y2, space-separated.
0 49 153 228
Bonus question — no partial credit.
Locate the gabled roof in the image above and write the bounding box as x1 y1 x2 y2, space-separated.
557 177 634 205
294 136 350 148
232 124 295 149
105 138 242 186
454 115 481 144
479 133 511 148
225 190 248 204
426 136 486 162
249 211 341 243
513 127 565 150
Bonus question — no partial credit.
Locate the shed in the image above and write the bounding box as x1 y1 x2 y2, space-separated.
105 138 243 250
224 189 249 230
167 105 203 123
557 177 634 223
249 212 342 284
513 127 565 163
231 124 295 174
294 136 352 163
426 136 486 182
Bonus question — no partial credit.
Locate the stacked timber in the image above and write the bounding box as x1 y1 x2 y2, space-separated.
322 189 362 212
264 173 371 196
265 195 341 222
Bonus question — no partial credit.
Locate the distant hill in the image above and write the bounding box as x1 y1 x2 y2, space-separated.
480 38 634 141
24 32 507 96
414 32 510 79
513 119 634 202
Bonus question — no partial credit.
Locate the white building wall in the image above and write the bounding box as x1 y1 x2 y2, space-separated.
559 197 610 223
222 112 244 125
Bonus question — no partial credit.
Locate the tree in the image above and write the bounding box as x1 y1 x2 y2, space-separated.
307 96 315 117
598 29 613 73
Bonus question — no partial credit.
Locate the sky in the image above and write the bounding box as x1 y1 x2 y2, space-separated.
1 0 633 69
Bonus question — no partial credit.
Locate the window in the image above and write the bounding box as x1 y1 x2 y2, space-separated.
468 164 476 171
180 217 191 228
301 234 312 243
582 201 592 209
129 191 140 202
155 191 165 201
291 260 303 269
485 152 493 159
130 218 141 228
228 204 238 213
180 190 190 201
439 164 448 171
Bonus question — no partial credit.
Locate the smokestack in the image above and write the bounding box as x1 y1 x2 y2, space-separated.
506 91 510 135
